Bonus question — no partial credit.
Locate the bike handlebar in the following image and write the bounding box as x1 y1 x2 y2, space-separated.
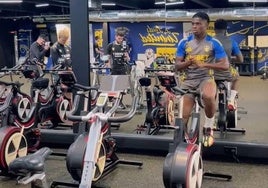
73 83 99 92
0 80 24 88
1 64 23 72
67 89 139 124
144 68 174 72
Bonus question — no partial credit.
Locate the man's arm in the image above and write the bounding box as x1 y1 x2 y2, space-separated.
175 56 194 71
199 57 229 71
105 43 112 67
30 42 49 62
231 40 244 63
50 45 60 65
174 38 194 71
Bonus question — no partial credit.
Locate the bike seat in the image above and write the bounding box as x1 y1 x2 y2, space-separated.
215 80 227 90
9 147 52 175
139 77 151 87
32 77 49 90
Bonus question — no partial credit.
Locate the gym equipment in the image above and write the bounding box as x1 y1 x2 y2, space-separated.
51 75 142 188
8 147 52 188
0 62 76 174
20 61 76 129
215 80 245 134
0 65 40 174
159 72 232 188
137 69 177 135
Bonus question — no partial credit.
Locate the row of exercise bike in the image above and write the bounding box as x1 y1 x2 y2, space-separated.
136 69 245 137
0 60 245 188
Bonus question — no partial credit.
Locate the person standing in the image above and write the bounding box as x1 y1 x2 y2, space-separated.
50 27 71 68
213 19 244 110
106 29 130 75
175 12 229 147
29 34 50 65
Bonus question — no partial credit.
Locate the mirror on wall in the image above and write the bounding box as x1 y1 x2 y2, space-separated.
93 1 268 147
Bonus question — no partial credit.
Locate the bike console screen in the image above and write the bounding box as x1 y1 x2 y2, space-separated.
58 71 77 86
157 72 178 88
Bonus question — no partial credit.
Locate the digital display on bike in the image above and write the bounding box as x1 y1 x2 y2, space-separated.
96 93 108 107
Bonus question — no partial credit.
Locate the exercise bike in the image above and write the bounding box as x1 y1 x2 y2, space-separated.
0 65 41 174
51 75 143 188
158 72 232 188
137 69 176 135
7 82 98 188
19 60 76 129
215 80 245 134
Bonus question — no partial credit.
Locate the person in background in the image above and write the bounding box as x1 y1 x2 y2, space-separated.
175 12 229 147
94 36 103 63
50 27 71 69
29 34 50 66
106 29 130 75
213 19 244 110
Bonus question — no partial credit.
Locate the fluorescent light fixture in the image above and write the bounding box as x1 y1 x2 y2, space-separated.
0 0 23 3
166 10 187 17
101 3 116 6
35 3 49 7
100 12 118 18
234 9 267 15
166 1 184 5
155 1 165 5
229 0 268 2
155 0 184 5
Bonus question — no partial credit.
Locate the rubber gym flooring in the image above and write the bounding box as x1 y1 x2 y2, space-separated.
0 74 268 188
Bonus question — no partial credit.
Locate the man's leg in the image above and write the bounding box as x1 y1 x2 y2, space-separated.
229 67 239 110
182 95 195 126
201 78 217 147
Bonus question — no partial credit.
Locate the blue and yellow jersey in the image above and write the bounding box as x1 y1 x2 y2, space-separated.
176 34 226 80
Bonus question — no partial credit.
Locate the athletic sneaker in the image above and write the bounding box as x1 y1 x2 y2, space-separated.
203 127 214 147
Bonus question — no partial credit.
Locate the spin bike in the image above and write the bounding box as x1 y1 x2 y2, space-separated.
215 80 245 134
21 60 75 128
51 74 143 188
158 72 232 188
137 69 176 135
0 64 41 174
7 82 98 188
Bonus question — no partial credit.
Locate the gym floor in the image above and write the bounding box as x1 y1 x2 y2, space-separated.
1 75 268 188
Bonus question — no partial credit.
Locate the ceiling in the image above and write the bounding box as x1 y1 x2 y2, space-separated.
0 0 268 19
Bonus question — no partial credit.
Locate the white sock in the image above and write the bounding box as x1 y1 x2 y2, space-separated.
204 115 215 128
229 90 237 102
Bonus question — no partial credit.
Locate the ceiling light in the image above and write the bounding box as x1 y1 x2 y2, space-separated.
0 0 23 3
166 1 184 5
35 3 49 8
229 0 268 2
234 9 267 15
101 3 116 6
155 1 165 5
155 0 184 5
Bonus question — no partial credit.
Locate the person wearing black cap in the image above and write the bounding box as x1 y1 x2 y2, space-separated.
175 12 229 147
29 34 50 65
214 19 243 111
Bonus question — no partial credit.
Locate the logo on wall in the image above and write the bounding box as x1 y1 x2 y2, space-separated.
139 25 179 47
